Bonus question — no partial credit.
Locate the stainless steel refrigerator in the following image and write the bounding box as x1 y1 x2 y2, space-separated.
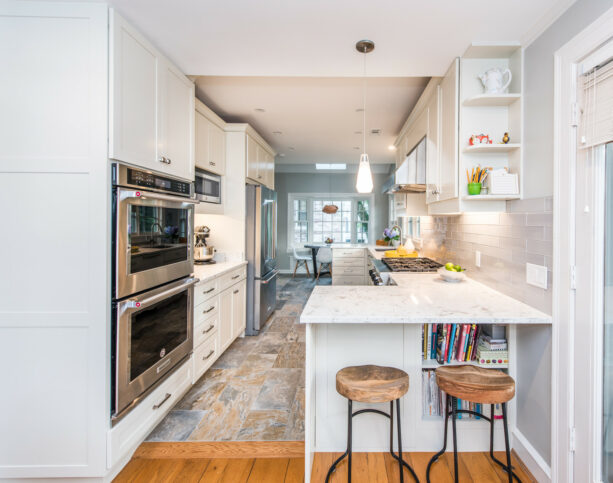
245 184 278 335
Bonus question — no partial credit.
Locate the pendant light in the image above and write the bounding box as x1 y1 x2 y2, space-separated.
355 39 374 194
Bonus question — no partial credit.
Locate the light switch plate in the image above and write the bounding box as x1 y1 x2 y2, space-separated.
526 263 548 289
475 250 481 268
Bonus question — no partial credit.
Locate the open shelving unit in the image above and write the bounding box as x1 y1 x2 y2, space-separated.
459 43 523 210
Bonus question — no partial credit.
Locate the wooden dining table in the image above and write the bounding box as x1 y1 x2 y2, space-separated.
303 243 332 279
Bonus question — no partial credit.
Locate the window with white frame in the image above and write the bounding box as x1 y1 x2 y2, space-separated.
288 194 374 246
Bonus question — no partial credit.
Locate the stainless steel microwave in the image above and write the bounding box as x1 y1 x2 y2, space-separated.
194 168 221 204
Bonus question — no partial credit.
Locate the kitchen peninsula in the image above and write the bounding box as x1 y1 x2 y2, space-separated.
300 269 551 481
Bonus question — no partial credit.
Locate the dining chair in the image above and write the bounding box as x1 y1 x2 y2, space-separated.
316 247 333 281
292 247 311 277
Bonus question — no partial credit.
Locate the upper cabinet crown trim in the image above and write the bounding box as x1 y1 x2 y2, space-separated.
224 123 276 156
195 97 226 130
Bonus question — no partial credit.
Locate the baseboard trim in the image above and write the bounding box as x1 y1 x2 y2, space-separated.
133 441 305 459
513 428 551 482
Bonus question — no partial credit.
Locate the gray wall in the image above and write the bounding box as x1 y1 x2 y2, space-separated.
523 0 612 198
275 172 389 271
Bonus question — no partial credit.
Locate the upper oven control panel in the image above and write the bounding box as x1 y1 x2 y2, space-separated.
112 163 193 198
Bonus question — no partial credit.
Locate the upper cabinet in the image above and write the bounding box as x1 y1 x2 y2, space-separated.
195 99 226 175
246 132 275 190
437 58 459 203
109 10 194 181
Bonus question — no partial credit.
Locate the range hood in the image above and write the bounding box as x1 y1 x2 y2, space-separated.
385 137 427 194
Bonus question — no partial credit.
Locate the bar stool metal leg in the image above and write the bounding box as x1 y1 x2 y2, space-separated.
396 399 405 483
488 403 522 482
450 396 459 483
426 395 451 483
325 399 352 483
389 399 420 482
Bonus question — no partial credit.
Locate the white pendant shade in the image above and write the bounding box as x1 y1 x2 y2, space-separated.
356 153 373 193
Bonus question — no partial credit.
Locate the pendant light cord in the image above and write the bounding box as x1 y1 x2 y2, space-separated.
362 47 367 155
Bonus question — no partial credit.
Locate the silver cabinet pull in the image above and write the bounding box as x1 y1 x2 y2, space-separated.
203 287 215 294
232 274 240 279
159 156 166 163
257 175 262 179
152 393 171 410
203 324 215 333
203 350 215 360
209 161 215 166
203 306 215 314
233 289 239 294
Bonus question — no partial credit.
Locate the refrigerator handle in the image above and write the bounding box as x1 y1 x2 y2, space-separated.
272 198 277 260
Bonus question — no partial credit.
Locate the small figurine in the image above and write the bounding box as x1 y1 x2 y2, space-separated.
469 134 493 146
502 132 510 144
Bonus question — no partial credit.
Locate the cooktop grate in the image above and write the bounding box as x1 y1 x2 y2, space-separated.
381 257 443 272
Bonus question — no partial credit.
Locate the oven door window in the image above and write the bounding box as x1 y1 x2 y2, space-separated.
128 204 189 274
129 290 188 382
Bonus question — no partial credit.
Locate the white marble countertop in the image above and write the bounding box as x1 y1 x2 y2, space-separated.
300 273 551 325
193 260 247 284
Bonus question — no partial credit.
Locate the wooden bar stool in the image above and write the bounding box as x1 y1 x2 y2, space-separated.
326 365 419 483
425 365 521 483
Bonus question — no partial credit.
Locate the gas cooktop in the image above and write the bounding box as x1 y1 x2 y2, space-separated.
381 257 443 272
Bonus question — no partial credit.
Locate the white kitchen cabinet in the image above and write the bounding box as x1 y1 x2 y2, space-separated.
231 279 247 339
246 135 259 181
195 99 226 175
218 287 233 353
256 143 267 184
437 58 459 202
426 85 441 204
109 10 194 181
246 133 275 189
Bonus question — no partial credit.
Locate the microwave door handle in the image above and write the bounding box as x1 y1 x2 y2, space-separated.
119 189 199 205
119 277 199 311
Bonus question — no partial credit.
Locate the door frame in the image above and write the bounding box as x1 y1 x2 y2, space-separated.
553 6 613 482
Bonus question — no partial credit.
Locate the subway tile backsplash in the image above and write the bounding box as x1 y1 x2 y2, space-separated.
418 196 553 315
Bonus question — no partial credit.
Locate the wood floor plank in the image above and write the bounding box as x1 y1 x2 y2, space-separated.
442 453 474 482
167 458 211 482
113 458 151 482
197 458 255 483
329 452 348 482
247 457 290 482
487 452 536 483
408 452 453 482
135 441 304 459
460 452 503 483
285 457 306 483
310 452 335 483
348 453 372 483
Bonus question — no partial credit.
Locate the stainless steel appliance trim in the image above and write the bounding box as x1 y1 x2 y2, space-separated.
120 189 199 205
115 187 195 299
114 162 193 196
194 169 222 204
272 198 277 259
259 269 279 284
255 185 262 276
114 277 196 419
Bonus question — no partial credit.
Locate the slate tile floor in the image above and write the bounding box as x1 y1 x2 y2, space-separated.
146 274 330 442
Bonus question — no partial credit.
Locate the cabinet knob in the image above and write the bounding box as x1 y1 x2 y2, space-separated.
166 158 171 164
233 289 239 294
158 156 166 163
257 175 262 179
209 161 215 166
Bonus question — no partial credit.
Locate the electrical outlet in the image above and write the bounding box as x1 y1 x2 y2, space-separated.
526 263 548 289
475 250 481 268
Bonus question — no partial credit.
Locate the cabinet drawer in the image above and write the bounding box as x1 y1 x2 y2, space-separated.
332 275 366 286
194 279 218 306
219 266 246 291
333 257 365 267
333 248 365 259
107 359 192 468
193 336 218 382
334 265 365 276
195 296 219 324
194 314 218 348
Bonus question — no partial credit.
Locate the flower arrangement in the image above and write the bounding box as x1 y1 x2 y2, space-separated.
383 227 400 244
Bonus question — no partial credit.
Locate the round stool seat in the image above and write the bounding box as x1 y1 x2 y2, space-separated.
435 365 515 404
336 365 409 403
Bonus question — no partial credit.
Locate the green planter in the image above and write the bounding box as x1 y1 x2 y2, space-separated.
467 182 482 195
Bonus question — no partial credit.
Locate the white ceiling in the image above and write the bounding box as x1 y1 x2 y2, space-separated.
109 0 570 77
194 76 428 165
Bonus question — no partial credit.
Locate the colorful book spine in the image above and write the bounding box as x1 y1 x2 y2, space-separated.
431 323 437 359
447 324 457 363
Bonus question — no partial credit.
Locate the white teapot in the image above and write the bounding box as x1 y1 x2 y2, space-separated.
479 68 512 94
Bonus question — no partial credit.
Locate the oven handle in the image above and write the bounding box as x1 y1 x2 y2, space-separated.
119 277 200 312
119 189 199 205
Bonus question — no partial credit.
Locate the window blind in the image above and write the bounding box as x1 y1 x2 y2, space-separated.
580 41 613 148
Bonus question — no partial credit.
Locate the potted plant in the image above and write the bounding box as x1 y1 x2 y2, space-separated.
383 227 401 247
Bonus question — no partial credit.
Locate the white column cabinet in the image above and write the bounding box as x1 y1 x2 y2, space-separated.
232 280 247 339
109 10 194 181
437 58 459 202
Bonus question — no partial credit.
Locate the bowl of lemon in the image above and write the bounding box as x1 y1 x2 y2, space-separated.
438 262 466 282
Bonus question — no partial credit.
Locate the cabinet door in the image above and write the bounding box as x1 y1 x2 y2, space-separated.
218 288 233 352
426 85 441 204
194 109 210 171
246 135 258 181
255 144 266 184
438 58 459 202
158 59 194 181
209 123 226 175
109 12 159 170
231 280 246 339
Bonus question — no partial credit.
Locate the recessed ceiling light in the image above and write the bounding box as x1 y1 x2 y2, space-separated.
371 129 381 135
316 163 347 170
356 108 364 112
254 108 266 113
272 131 282 135
388 145 397 151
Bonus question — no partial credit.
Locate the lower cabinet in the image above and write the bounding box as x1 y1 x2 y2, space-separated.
332 248 367 285
218 287 233 353
231 280 247 339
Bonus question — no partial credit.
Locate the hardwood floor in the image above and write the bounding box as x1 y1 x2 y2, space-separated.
114 444 537 482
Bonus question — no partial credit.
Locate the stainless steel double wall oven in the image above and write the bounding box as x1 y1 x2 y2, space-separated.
111 163 197 421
